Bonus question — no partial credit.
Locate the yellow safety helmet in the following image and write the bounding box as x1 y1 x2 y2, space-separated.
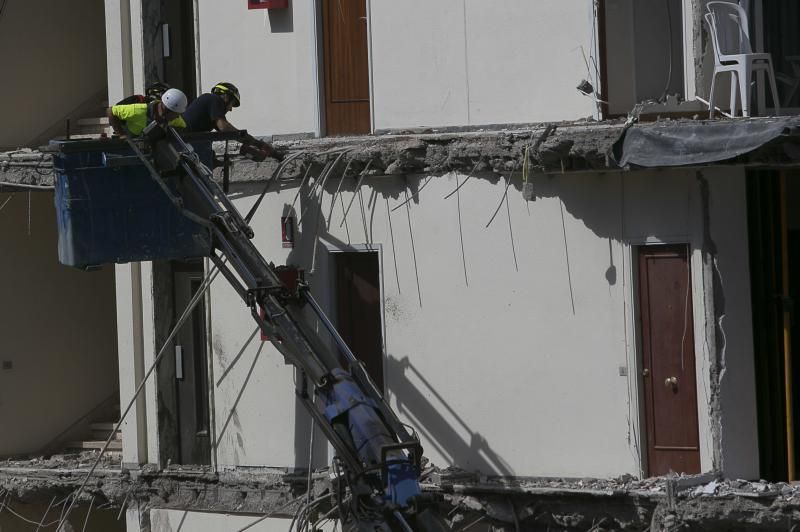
211 82 240 108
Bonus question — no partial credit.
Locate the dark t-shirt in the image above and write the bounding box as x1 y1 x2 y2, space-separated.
183 93 227 132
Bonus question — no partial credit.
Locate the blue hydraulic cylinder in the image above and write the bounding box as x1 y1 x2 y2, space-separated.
321 369 422 507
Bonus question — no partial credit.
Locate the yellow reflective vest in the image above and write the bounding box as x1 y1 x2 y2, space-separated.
110 103 186 136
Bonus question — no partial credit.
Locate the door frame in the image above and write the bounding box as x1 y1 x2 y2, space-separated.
622 237 712 476
312 0 375 137
173 269 212 465
321 242 387 387
191 0 203 98
170 261 216 468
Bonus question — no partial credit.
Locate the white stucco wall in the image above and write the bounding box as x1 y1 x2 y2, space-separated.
195 1 321 136
150 509 334 532
371 0 598 129
0 192 118 456
0 0 107 148
190 1 597 136
192 166 757 478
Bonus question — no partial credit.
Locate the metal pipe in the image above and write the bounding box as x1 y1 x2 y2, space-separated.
780 171 795 481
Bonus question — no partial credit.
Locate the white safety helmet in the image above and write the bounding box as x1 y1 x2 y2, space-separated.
161 88 188 113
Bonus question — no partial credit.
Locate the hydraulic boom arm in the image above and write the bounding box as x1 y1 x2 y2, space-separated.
134 126 449 531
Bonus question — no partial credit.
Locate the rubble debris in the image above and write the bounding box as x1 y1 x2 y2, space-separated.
4 117 798 191
6 457 800 530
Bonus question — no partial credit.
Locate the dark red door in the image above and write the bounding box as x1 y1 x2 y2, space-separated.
336 252 383 390
638 245 701 476
321 0 371 136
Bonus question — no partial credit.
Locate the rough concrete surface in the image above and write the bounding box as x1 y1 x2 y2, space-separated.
4 455 800 531
4 117 799 191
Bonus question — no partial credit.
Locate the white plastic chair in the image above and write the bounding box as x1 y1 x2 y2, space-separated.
705 1 780 118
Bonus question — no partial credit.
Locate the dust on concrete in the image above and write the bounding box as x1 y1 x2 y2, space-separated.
6 453 800 531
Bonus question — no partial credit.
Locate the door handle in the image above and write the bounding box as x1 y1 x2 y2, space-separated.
665 376 678 388
175 345 184 380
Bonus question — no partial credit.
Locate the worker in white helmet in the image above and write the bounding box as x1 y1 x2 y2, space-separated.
108 87 188 138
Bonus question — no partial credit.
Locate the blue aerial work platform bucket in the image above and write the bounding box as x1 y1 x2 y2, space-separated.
52 138 214 269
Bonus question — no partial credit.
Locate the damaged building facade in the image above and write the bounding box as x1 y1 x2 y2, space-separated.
4 0 800 530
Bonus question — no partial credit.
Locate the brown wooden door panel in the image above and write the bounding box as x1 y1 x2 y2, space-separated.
322 0 371 135
336 252 384 390
639 245 701 476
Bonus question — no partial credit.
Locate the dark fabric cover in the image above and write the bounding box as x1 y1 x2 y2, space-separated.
612 117 800 168
183 93 227 132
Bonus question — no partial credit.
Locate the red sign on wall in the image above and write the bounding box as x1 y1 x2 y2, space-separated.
248 0 288 9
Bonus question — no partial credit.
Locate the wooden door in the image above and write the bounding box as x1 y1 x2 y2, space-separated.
336 252 384 390
174 271 211 465
321 0 371 136
638 245 701 476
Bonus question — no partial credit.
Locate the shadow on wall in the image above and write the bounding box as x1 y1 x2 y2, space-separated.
214 328 263 464
225 165 633 473
386 354 515 476
150 509 188 532
268 0 294 33
244 170 516 476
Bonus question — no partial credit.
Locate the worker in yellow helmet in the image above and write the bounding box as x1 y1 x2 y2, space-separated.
183 82 282 161
107 88 188 138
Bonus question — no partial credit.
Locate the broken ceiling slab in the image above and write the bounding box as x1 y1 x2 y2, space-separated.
0 148 55 188
217 120 626 183
5 461 800 530
6 117 800 190
613 116 800 168
224 117 800 184
636 95 710 121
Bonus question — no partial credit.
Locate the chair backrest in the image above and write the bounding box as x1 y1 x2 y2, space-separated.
705 1 753 61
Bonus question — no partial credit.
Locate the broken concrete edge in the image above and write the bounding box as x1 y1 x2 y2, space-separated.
2 462 800 529
3 117 799 190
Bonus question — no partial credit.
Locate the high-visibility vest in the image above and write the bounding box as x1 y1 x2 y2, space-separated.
110 103 186 136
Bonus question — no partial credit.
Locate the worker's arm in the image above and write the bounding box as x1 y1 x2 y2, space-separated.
215 117 282 160
170 116 187 130
107 107 129 138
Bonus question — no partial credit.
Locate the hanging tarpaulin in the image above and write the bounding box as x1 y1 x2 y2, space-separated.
612 116 800 168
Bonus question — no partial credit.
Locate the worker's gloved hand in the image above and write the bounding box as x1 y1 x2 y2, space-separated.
256 139 285 162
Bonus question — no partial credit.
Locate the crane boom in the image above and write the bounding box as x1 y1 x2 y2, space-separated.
53 126 449 531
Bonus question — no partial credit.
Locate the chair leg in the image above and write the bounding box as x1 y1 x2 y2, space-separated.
709 71 718 119
730 71 738 117
767 62 781 116
783 81 798 109
738 65 752 118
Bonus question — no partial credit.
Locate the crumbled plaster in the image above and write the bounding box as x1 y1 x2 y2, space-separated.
6 458 800 530
692 0 707 101
4 119 800 192
696 172 726 473
0 149 54 187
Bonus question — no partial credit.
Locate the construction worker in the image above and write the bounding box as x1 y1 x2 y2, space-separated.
183 82 282 160
107 87 188 138
115 81 171 106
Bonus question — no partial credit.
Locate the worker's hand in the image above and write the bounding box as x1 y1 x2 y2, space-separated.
256 140 284 162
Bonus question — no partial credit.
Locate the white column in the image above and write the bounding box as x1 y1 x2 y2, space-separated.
115 263 149 467
682 0 698 100
104 0 134 103
139 261 161 464
129 0 146 94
